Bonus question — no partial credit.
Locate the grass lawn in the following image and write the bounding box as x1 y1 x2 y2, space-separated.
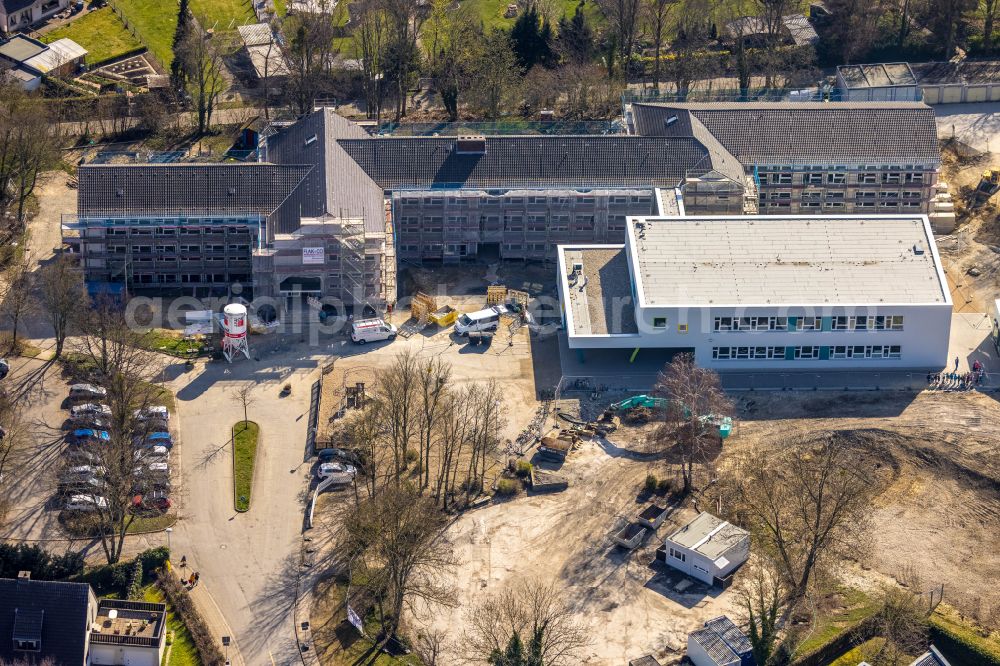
466 0 603 31
113 0 178 68
143 585 201 666
141 329 205 358
42 7 142 64
190 0 255 31
929 603 1000 663
828 638 913 666
233 421 259 512
795 587 879 658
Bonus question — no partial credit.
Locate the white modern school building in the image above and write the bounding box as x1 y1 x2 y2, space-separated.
556 215 952 371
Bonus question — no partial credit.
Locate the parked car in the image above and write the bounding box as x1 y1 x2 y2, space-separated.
67 448 100 464
67 415 108 429
455 305 509 336
135 461 169 476
351 318 397 344
64 494 107 512
70 403 111 418
70 428 110 444
143 432 172 448
69 384 107 401
0 359 9 380
317 462 356 479
59 476 106 495
61 465 107 481
317 447 358 464
134 446 169 462
134 405 169 423
132 488 170 512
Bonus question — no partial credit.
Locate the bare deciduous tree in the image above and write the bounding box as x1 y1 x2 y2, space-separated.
0 259 33 353
857 586 929 666
286 4 340 116
464 579 590 665
727 431 879 609
598 0 642 74
416 356 450 490
343 483 455 639
179 29 228 135
38 255 86 359
232 381 256 426
469 29 523 120
374 350 419 479
735 556 788 665
653 353 733 493
354 5 390 120
643 0 675 89
70 303 165 564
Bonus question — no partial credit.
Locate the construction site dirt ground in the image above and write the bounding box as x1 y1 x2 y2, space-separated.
398 388 1000 665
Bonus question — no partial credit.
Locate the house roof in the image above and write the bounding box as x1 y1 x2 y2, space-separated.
910 645 952 666
77 163 314 218
0 35 47 63
689 616 752 666
337 135 709 189
247 43 289 78
838 63 918 88
628 215 950 307
783 13 819 45
912 60 1000 85
629 101 940 165
628 657 662 666
0 577 94 665
237 22 272 47
666 512 749 560
24 38 86 74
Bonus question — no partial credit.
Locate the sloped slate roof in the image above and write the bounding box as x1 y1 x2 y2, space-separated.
77 163 314 217
337 135 708 189
0 578 93 666
630 102 940 165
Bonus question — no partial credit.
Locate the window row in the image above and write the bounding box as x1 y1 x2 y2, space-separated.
712 345 902 360
713 315 903 332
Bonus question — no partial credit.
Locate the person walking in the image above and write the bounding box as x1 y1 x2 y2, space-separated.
954 356 960 372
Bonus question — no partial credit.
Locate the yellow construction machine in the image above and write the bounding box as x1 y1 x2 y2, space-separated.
974 168 1000 206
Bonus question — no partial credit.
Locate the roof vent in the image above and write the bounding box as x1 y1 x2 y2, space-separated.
17 571 29 580
455 135 486 155
304 134 318 147
913 242 925 255
665 115 678 127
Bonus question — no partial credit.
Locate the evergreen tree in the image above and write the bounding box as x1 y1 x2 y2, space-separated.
489 632 525 666
510 3 554 69
557 4 595 65
170 0 193 88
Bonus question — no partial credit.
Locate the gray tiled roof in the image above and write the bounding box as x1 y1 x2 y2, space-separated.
77 163 314 218
704 616 753 657
690 627 741 666
267 108 386 233
0 578 93 666
630 102 940 165
337 135 709 189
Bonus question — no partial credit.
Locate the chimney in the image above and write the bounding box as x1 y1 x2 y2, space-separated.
17 571 30 581
454 135 486 155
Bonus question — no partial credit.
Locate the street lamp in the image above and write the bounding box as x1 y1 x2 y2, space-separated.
165 527 173 554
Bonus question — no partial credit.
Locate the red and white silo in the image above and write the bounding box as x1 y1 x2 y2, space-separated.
221 303 250 362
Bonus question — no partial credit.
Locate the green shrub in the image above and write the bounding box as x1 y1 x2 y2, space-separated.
644 474 658 493
657 478 673 494
127 559 143 600
515 461 533 477
495 479 518 496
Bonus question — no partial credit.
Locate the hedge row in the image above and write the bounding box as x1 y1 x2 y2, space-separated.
127 558 144 600
929 614 1000 666
0 543 85 580
156 570 226 666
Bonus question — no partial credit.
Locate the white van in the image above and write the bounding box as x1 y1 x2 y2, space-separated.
351 318 397 344
455 305 509 336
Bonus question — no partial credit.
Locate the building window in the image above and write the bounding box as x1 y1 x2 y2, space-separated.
858 172 878 184
831 345 902 359
882 172 902 184
610 196 628 204
712 346 784 360
14 639 39 652
794 346 820 359
669 547 686 562
653 317 667 328
713 316 787 332
769 172 792 185
797 317 821 330
827 172 846 184
904 172 924 183
804 172 823 184
677 323 688 333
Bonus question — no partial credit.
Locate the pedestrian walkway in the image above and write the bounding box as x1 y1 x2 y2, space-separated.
169 561 245 666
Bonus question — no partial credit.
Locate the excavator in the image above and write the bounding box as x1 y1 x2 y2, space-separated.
973 168 1000 207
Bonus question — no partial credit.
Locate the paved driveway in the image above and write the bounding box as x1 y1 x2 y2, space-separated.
166 347 323 666
935 102 1000 152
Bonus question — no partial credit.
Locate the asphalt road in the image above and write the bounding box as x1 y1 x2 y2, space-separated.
165 346 324 666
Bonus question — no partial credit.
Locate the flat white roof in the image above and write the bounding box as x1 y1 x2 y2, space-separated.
666 512 748 561
627 215 950 308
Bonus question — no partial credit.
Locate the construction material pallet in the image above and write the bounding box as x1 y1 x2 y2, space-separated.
397 320 427 338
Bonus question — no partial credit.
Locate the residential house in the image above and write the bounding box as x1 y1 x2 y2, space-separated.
0 0 69 33
0 573 98 665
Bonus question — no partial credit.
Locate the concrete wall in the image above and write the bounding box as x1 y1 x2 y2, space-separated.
922 83 1000 105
